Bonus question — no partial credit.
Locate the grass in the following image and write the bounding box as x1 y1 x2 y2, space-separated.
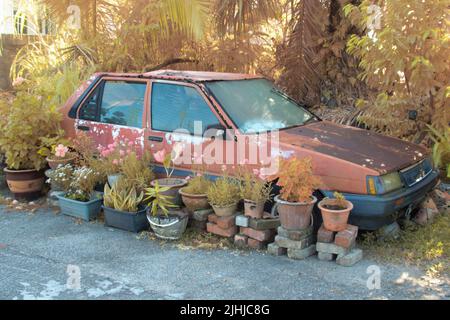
359 210 449 278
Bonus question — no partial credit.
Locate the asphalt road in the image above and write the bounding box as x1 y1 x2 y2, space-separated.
0 206 448 300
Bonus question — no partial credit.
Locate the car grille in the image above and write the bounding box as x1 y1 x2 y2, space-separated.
400 158 433 187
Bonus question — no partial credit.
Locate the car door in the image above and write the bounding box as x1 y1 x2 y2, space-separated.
146 80 230 178
75 77 150 152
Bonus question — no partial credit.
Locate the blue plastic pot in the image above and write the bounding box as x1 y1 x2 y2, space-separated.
57 194 102 221
103 206 149 233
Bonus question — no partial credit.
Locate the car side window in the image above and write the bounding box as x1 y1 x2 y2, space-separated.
99 81 146 128
151 82 220 134
79 85 100 121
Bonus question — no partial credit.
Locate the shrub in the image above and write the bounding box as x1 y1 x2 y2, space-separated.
0 91 64 170
144 181 177 216
65 167 102 202
183 174 212 195
121 151 155 193
239 170 272 203
275 157 321 203
207 176 240 207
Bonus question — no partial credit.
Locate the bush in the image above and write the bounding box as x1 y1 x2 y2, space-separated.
0 91 63 170
207 176 240 207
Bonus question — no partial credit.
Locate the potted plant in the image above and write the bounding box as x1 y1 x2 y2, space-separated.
50 166 103 221
145 181 188 240
179 173 212 213
151 146 187 206
0 91 64 199
240 170 272 219
45 144 77 170
272 157 321 230
207 176 241 217
102 177 148 233
318 192 353 232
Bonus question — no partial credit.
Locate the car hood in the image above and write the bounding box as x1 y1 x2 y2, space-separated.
280 121 428 174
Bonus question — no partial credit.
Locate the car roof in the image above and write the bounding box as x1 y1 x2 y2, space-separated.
97 70 264 82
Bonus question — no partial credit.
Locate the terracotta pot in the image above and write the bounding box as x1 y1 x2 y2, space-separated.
46 154 76 170
212 203 237 217
318 198 353 232
244 199 265 219
4 168 45 200
179 188 210 213
151 178 188 207
273 195 317 230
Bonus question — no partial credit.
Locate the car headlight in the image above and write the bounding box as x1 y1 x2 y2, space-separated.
367 172 404 195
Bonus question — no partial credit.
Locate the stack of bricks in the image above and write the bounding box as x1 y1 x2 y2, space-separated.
234 213 280 249
206 213 238 238
189 208 214 231
316 223 363 267
267 224 316 260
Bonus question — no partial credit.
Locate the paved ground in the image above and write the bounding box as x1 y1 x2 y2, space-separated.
0 206 449 300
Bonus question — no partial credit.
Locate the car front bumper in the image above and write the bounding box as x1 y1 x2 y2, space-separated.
321 170 440 230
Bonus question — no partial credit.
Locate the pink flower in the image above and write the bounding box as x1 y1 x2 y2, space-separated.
112 159 119 165
128 141 134 147
119 150 125 157
253 168 260 176
196 172 203 177
221 165 227 172
186 176 191 181
127 149 132 155
54 144 69 158
12 77 26 87
107 143 115 150
153 149 167 163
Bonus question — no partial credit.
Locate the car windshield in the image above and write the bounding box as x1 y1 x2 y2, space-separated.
205 79 315 133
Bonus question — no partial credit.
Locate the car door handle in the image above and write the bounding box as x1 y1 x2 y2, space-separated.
148 136 163 142
77 125 90 131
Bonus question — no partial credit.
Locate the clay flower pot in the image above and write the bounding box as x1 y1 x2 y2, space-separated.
46 154 77 170
273 195 317 230
4 168 45 200
318 198 353 232
211 203 238 217
179 188 210 213
244 199 265 219
151 178 188 207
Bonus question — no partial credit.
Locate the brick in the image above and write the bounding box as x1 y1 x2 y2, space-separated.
234 234 248 248
287 245 316 260
235 215 249 227
334 224 358 249
206 223 237 238
193 209 213 221
275 235 312 250
240 227 276 242
317 224 336 243
318 252 335 261
248 217 280 230
336 248 363 267
316 242 350 256
267 242 287 256
208 214 236 229
247 238 266 250
277 226 312 241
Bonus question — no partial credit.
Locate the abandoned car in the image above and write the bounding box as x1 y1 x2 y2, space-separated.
59 70 439 230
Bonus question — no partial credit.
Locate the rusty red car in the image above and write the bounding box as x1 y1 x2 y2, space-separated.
60 70 439 230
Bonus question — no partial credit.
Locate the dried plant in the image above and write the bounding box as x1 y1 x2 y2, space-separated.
239 170 272 203
121 151 155 193
274 157 321 203
183 174 212 195
332 191 347 208
207 176 240 207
